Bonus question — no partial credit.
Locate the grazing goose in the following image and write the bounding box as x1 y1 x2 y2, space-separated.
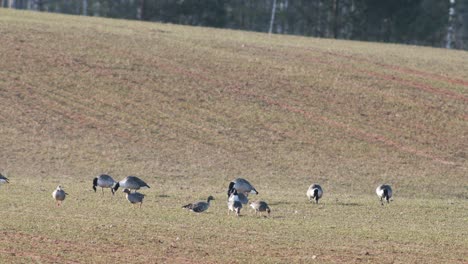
227 178 258 198
113 176 150 193
52 185 68 207
250 201 271 216
228 190 243 217
92 174 117 195
236 192 249 205
123 189 145 208
376 184 392 205
306 184 323 204
182 196 215 213
0 173 9 185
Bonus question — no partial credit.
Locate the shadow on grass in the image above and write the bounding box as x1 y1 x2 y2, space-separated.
268 201 294 206
335 202 363 206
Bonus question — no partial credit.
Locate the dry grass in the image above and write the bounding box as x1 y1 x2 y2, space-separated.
0 9 467 263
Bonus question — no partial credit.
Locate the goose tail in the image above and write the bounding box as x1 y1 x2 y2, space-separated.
383 188 389 199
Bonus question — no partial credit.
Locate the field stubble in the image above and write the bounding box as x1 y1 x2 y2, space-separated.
0 9 467 263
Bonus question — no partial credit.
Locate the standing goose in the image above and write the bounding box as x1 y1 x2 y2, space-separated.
182 196 215 213
52 185 68 207
123 189 145 208
0 173 9 185
227 178 259 195
92 174 117 195
306 184 323 204
250 201 271 216
226 178 257 206
228 190 243 217
113 176 150 193
376 184 392 205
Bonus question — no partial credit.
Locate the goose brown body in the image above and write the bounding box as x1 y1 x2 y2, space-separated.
183 196 215 213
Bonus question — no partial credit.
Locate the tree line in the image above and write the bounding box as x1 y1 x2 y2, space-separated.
2 0 468 50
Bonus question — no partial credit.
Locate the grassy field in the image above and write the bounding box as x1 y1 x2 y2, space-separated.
0 8 467 263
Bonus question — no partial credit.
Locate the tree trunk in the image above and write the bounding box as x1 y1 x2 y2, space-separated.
268 0 277 34
82 0 88 16
137 0 145 20
333 0 340 38
446 0 456 49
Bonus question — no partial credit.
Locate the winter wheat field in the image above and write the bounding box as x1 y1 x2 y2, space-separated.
0 9 467 263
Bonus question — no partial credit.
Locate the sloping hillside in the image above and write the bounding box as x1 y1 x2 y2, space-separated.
0 9 466 263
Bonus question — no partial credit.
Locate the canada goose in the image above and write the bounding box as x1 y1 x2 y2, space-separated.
113 176 150 193
228 190 243 217
123 189 145 208
250 201 271 216
227 178 258 198
52 185 68 207
92 174 117 195
306 184 323 204
0 173 9 185
182 196 215 213
376 184 392 205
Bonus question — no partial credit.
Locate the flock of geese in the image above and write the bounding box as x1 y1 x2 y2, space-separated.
0 173 393 216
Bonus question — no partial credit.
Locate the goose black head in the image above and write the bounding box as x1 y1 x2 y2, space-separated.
113 182 120 192
92 177 98 192
123 189 131 194
227 182 235 197
313 188 319 198
207 196 215 202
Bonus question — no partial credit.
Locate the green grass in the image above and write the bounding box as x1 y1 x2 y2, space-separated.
0 9 467 263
